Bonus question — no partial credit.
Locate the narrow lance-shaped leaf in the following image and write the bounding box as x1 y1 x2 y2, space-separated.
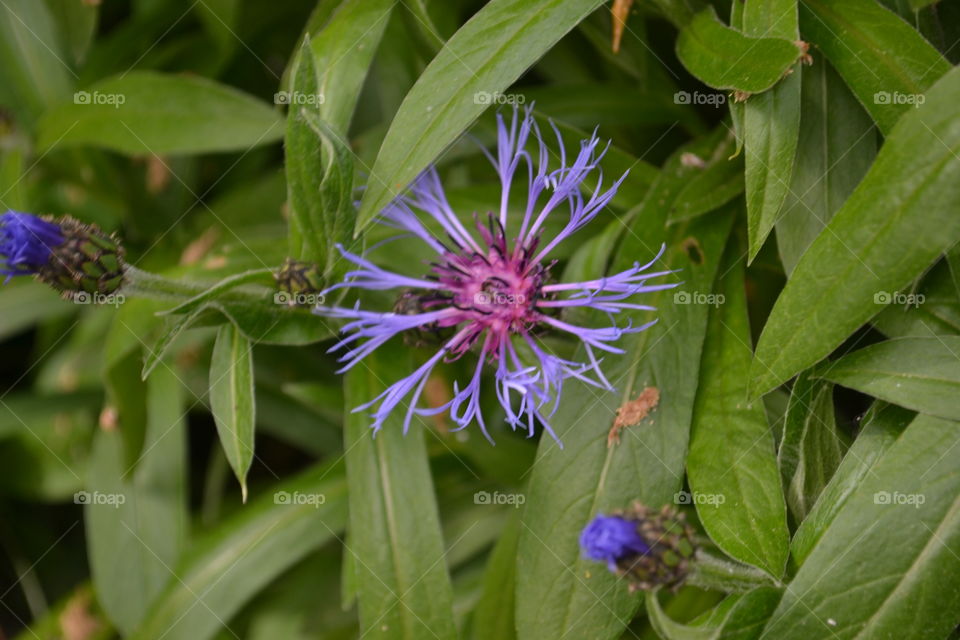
86 365 188 634
687 242 789 577
790 402 913 567
740 0 801 262
355 0 608 233
750 65 960 396
815 336 960 422
668 129 744 224
343 345 457 640
286 0 391 272
761 413 960 640
0 0 73 127
799 0 950 135
310 0 394 135
38 71 284 155
471 512 521 640
517 159 735 640
776 371 843 524
646 587 782 640
209 323 256 502
872 260 960 338
130 461 348 640
775 54 876 275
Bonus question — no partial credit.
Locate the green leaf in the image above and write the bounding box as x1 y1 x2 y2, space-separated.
290 107 356 278
687 245 789 578
775 54 876 275
0 0 73 127
194 0 239 60
872 260 960 338
159 269 275 318
676 7 804 94
0 281 73 342
204 297 336 345
471 512 520 640
209 323 256 502
790 402 913 567
799 0 950 135
750 66 960 396
647 587 782 640
816 337 960 421
761 413 960 639
355 0 607 233
38 71 284 155
86 366 187 634
130 461 348 640
777 371 843 524
141 307 209 381
44 0 99 65
668 130 744 224
743 72 801 262
310 0 394 135
343 345 457 640
739 0 802 262
286 37 334 270
516 193 735 639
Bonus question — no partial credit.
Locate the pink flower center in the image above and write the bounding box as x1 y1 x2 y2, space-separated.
422 214 552 342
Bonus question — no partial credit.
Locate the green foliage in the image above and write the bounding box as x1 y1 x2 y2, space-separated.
2 1 960 639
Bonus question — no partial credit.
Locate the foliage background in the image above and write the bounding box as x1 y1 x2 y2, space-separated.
1 0 959 639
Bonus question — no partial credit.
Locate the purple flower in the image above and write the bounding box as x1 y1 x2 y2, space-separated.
580 515 651 571
0 211 64 280
316 106 675 445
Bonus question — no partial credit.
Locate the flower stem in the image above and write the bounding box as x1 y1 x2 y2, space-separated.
121 266 210 301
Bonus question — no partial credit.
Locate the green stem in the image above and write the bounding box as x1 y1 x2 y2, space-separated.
687 549 781 593
121 266 210 301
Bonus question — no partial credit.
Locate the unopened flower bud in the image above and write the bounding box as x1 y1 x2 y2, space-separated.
580 502 696 591
0 211 125 299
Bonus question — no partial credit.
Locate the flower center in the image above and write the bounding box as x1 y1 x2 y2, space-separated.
422 213 551 337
